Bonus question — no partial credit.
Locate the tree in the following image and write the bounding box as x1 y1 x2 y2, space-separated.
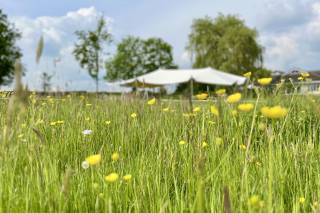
40 72 53 92
73 16 112 92
0 10 22 85
252 67 272 79
187 14 263 76
105 36 177 81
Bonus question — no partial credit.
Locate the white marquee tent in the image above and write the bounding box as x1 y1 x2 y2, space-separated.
119 67 246 87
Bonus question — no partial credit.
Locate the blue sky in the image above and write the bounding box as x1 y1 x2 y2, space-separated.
2 0 320 91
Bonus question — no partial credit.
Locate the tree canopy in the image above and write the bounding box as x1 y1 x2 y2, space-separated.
0 10 22 85
187 14 263 76
73 16 112 92
105 36 177 80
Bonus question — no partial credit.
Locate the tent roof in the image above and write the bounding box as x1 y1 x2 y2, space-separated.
119 67 246 87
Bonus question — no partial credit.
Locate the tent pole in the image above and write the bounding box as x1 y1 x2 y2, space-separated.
189 79 193 111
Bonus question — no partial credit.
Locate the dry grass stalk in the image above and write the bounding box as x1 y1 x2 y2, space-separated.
5 60 28 142
223 186 232 213
36 35 44 64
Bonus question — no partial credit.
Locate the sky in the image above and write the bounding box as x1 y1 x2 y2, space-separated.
1 0 320 91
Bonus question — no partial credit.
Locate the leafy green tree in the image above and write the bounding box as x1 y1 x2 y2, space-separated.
0 10 22 85
252 67 272 79
187 14 263 75
105 36 177 80
73 16 112 92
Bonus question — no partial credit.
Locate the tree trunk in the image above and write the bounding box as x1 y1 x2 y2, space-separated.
96 77 99 93
95 49 100 94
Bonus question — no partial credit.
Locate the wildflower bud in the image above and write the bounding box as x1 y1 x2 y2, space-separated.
81 161 89 170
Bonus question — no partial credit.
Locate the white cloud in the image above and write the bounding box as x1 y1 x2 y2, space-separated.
178 51 192 68
258 0 313 32
5 1 320 92
262 34 298 70
260 0 320 71
9 7 115 91
306 2 320 36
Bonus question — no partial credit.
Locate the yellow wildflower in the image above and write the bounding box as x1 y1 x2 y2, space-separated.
123 174 132 182
196 93 208 100
210 105 219 116
179 140 187 145
243 72 252 78
299 197 305 204
226 93 241 104
131 113 137 118
248 195 264 208
248 195 259 206
238 103 254 112
85 154 101 166
239 144 247 150
257 77 272 86
202 142 208 148
85 117 90 121
57 120 64 124
50 121 57 126
261 106 288 119
105 173 119 183
301 72 310 78
163 107 170 112
105 120 111 125
298 76 304 81
147 98 156 105
215 89 226 96
111 152 119 162
193 107 201 113
215 137 223 145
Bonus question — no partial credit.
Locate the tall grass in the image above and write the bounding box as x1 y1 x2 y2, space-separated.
0 91 320 212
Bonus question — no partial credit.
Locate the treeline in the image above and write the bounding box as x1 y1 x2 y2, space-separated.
0 10 272 92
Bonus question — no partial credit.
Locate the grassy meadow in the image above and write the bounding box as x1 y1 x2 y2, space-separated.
1 90 320 212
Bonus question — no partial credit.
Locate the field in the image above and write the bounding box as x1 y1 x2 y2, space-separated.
1 91 320 212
